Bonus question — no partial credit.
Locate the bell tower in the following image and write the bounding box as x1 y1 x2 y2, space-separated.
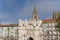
53 11 60 19
32 0 38 21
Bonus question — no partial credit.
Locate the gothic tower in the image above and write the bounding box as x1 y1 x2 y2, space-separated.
32 0 38 21
53 11 60 19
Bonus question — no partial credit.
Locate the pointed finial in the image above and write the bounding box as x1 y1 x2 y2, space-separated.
53 11 55 19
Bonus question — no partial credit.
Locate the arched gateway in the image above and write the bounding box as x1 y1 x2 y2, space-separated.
27 37 34 40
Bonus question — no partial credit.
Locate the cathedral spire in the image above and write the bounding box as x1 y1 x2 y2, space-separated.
32 0 38 21
34 0 36 13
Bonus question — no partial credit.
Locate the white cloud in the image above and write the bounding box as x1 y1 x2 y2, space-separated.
37 1 60 19
15 1 34 20
3 0 60 20
15 1 54 20
0 12 15 23
0 12 11 18
1 0 60 23
16 0 60 20
1 21 13 25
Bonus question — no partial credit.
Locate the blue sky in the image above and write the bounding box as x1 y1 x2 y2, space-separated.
0 0 60 24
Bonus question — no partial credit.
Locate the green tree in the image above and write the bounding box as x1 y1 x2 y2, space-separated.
56 12 60 32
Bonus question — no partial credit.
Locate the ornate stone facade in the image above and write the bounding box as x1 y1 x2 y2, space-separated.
0 0 60 40
18 19 42 40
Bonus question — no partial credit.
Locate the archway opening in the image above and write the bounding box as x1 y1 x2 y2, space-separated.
28 37 34 40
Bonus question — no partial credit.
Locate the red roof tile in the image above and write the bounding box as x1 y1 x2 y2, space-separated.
42 19 56 23
0 24 18 27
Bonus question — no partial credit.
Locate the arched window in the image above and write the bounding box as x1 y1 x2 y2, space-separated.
27 37 34 40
